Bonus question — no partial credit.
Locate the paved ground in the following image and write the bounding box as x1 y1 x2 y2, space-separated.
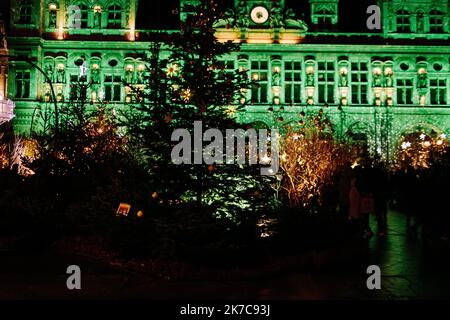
1 210 450 299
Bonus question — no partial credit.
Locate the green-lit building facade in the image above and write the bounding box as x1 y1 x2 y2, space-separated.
4 0 450 161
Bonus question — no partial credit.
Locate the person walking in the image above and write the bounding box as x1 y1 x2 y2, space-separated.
349 177 361 236
338 163 352 218
374 166 388 236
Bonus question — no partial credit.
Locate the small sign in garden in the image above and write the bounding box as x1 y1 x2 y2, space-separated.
116 203 131 217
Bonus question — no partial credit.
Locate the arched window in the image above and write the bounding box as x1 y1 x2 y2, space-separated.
108 4 122 28
317 8 333 25
17 0 32 24
396 9 410 33
430 9 444 33
78 4 89 28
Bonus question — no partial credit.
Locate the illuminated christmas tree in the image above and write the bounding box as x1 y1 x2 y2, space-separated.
125 0 265 220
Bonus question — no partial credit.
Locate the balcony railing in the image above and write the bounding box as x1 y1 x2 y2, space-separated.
0 100 15 123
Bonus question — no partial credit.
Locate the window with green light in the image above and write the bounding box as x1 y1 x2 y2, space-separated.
104 75 122 102
430 79 447 105
250 60 268 104
318 61 335 104
396 9 410 33
316 8 333 26
284 61 302 104
396 79 413 105
108 4 122 28
17 0 33 24
350 62 368 105
429 9 444 33
15 70 31 99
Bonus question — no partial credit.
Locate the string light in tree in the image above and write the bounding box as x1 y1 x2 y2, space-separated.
166 63 180 77
181 88 193 102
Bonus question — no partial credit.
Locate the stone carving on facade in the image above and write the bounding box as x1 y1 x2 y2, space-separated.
306 68 315 87
44 63 54 83
339 68 348 87
373 69 382 87
136 69 144 84
272 69 281 87
384 69 393 87
213 5 308 31
284 9 308 31
236 3 250 28
91 67 100 84
0 32 6 49
94 10 102 28
125 68 134 83
213 7 236 28
56 65 66 83
417 69 428 89
0 18 6 49
416 12 424 33
270 5 284 28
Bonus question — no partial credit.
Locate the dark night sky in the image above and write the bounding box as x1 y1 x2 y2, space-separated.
0 0 377 32
137 0 378 32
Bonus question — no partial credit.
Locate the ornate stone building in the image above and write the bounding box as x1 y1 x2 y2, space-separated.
0 12 14 124
6 0 450 161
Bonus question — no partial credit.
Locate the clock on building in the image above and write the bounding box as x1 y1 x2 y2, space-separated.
250 6 270 24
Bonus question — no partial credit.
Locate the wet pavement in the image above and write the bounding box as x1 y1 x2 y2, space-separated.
1 210 450 299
